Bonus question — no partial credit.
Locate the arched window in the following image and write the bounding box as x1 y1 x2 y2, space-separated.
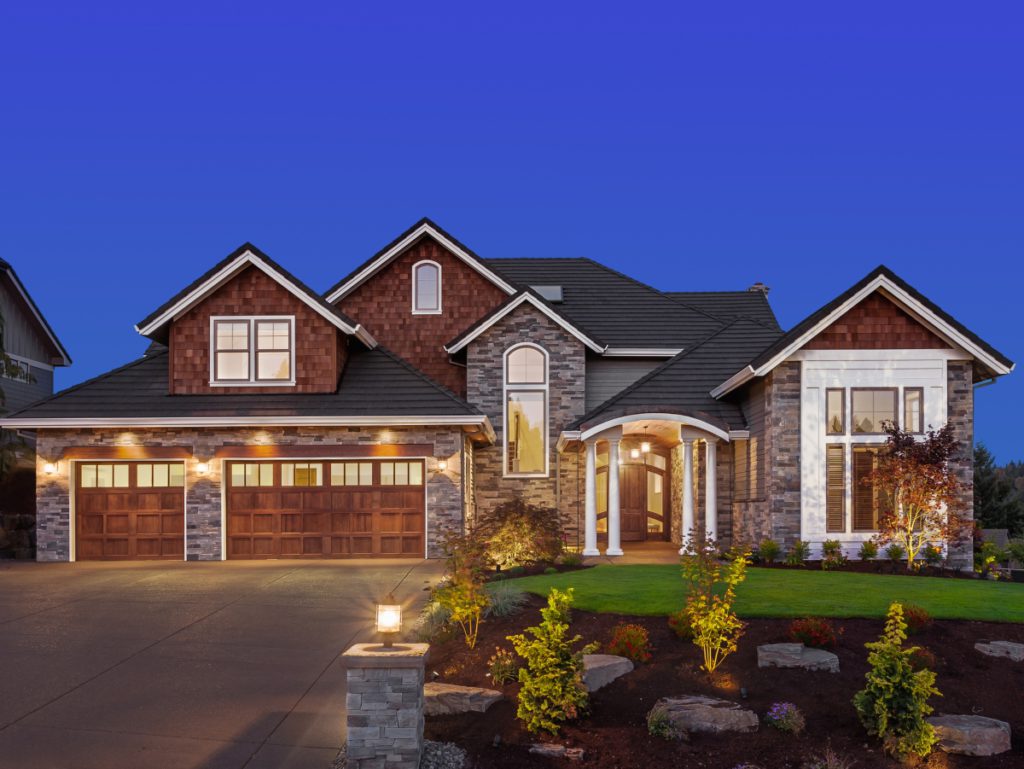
504 344 548 476
412 260 441 314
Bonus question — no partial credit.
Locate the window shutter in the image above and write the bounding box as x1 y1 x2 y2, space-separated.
825 445 845 532
852 449 876 531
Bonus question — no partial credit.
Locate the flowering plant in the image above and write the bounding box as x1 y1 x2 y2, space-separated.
764 702 806 734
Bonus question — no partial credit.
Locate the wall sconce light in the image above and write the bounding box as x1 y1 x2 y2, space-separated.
437 459 448 472
196 461 209 475
43 462 57 476
376 593 402 647
629 448 641 460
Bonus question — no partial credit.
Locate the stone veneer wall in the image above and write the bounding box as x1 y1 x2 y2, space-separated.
34 426 464 562
946 361 975 568
465 304 586 544
668 439 732 549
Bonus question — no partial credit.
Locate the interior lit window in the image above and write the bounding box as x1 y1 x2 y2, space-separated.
504 345 548 476
212 317 293 384
851 389 897 434
412 261 441 314
826 389 845 434
904 388 924 434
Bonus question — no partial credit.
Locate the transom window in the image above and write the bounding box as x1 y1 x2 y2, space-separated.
412 260 441 314
851 388 897 434
211 317 294 385
504 344 548 477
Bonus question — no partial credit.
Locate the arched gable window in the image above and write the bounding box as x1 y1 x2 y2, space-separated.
504 344 548 477
412 260 441 314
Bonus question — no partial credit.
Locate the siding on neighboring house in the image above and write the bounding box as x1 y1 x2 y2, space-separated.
2 364 53 413
584 357 664 411
0 279 55 365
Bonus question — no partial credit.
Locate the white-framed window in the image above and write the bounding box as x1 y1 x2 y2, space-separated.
210 316 295 386
2 356 32 381
412 260 441 314
503 343 548 477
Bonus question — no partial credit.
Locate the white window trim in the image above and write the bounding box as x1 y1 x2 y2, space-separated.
502 342 549 478
411 260 442 315
209 315 296 387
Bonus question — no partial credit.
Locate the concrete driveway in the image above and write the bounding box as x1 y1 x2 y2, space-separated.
0 558 444 769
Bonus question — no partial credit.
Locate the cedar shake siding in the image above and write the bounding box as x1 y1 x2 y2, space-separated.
168 266 346 395
336 236 509 396
804 292 947 351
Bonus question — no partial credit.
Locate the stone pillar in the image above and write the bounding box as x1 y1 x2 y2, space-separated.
679 437 695 554
606 439 623 556
705 440 718 542
582 440 600 556
341 643 429 769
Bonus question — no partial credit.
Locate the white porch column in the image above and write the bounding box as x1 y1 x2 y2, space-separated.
679 437 695 554
705 439 718 542
605 439 623 556
582 440 600 556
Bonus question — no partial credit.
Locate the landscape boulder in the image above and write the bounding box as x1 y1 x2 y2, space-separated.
582 654 634 691
648 695 758 735
423 682 503 716
757 642 840 673
974 640 1024 662
928 714 1012 756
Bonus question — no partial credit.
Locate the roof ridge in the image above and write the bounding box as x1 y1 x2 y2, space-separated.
370 345 482 415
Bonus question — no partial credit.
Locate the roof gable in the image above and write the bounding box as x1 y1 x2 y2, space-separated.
135 244 376 347
324 218 517 303
0 258 71 366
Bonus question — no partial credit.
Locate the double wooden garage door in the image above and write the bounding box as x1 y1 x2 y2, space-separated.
225 459 426 559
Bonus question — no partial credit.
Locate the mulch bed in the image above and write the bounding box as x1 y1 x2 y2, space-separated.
424 594 1024 768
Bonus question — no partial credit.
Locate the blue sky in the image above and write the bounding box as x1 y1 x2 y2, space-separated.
1 2 1021 460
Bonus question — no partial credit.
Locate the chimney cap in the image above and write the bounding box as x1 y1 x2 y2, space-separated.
748 282 770 295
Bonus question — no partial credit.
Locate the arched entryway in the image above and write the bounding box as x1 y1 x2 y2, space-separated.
594 439 669 542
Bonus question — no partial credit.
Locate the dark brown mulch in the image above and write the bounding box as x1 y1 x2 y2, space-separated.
424 594 1024 769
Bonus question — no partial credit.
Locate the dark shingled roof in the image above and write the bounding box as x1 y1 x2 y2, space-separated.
664 290 780 330
136 242 362 343
745 265 1014 375
4 345 481 421
570 318 785 431
483 258 724 349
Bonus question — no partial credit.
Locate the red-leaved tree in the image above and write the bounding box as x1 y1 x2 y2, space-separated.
869 423 965 570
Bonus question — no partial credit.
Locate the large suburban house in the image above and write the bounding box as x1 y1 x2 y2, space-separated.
0 220 1013 565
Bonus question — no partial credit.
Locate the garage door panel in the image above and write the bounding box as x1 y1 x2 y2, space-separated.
135 514 162 535
252 514 275 533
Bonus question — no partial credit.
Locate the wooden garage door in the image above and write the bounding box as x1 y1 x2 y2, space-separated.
75 462 185 560
225 460 425 559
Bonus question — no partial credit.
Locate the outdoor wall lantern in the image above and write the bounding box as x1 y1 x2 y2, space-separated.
436 459 448 472
376 594 402 647
42 462 57 475
196 461 209 475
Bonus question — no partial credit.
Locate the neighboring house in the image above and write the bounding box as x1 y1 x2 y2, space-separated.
0 220 1012 566
0 258 72 416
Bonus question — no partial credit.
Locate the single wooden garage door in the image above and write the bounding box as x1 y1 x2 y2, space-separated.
75 462 185 560
225 459 425 559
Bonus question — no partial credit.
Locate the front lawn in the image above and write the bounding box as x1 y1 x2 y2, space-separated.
509 564 1024 622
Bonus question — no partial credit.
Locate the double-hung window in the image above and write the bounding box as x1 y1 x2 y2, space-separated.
504 344 548 477
211 317 294 385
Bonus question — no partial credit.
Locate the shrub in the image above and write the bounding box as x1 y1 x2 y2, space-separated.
902 604 933 635
607 623 652 663
647 703 685 740
786 540 810 566
974 541 1006 579
436 533 491 649
789 617 840 649
475 496 562 569
667 608 693 640
802 746 855 769
821 539 847 571
923 543 943 567
487 647 519 686
413 600 453 642
858 540 879 561
559 551 584 568
681 539 749 674
884 543 905 566
757 538 781 566
1007 538 1024 566
853 602 940 760
909 647 940 672
506 565 527 577
543 566 558 575
764 702 806 734
485 582 529 618
507 588 598 735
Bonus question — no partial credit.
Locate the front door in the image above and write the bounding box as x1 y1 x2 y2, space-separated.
620 464 647 541
596 446 670 542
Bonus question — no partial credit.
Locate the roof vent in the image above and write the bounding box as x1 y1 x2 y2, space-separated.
748 282 770 295
531 285 563 303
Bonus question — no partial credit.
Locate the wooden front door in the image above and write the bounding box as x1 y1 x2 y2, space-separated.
595 448 671 542
620 464 647 541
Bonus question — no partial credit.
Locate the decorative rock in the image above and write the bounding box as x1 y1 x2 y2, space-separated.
928 715 1012 756
757 643 840 673
649 695 759 734
583 654 634 691
974 640 1024 662
423 682 503 716
529 744 585 761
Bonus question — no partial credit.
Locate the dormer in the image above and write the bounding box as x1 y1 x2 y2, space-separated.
136 244 376 395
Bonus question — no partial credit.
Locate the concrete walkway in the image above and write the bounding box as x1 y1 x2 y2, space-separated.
0 558 444 769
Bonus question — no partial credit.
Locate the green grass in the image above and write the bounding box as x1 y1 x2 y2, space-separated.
509 565 1024 622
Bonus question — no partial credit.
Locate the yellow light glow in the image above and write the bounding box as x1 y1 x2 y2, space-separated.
630 448 640 459
641 441 651 454
437 459 448 472
196 462 209 474
43 462 57 475
376 603 402 635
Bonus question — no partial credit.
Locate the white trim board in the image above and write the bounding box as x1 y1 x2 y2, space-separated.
326 221 517 303
135 250 377 348
602 348 683 357
445 293 605 354
711 275 1013 398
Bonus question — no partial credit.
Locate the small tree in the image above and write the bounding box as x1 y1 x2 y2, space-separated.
435 532 490 649
507 587 598 735
869 423 965 570
853 603 940 761
681 537 749 674
473 495 562 568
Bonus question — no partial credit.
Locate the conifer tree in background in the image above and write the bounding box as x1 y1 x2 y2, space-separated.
974 444 1024 536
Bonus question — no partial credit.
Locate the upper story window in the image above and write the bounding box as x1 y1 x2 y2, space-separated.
2 358 31 381
412 260 441 314
504 344 548 477
826 389 845 434
851 388 897 434
211 316 294 386
904 388 924 434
